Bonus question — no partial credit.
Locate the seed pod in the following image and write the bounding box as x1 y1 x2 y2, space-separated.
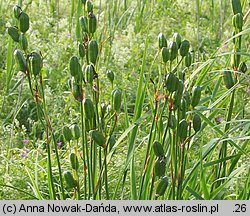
155 176 168 197
70 153 79 170
178 119 188 140
183 91 191 108
223 70 234 89
230 48 241 69
84 98 95 120
69 56 81 77
185 52 192 67
193 114 201 132
169 41 178 61
14 49 26 72
19 33 28 51
72 78 83 102
88 12 97 34
158 32 167 49
90 130 106 148
153 141 164 157
86 0 93 13
173 80 184 109
179 40 190 57
106 69 114 84
79 43 85 58
29 52 43 76
168 114 177 130
180 99 187 120
18 12 29 33
232 13 243 30
13 5 22 19
85 65 94 84
112 89 122 112
191 85 202 108
173 32 181 48
79 16 88 33
63 171 77 189
73 124 81 140
8 27 19 42
232 0 242 15
166 73 178 93
161 47 170 63
63 126 73 142
88 40 98 65
154 158 166 177
238 62 247 73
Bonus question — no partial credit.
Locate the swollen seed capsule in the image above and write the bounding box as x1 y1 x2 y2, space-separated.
88 12 97 34
63 171 77 189
232 0 242 15
85 65 94 84
8 27 19 42
63 126 73 142
19 33 28 51
178 119 188 140
239 62 247 73
166 73 178 93
158 32 167 49
13 5 22 19
79 16 88 33
88 40 98 65
18 12 29 33
86 0 93 13
232 13 243 30
185 52 192 67
72 78 83 102
90 130 106 148
79 43 85 58
179 40 190 57
153 141 164 157
70 153 79 170
168 114 177 130
223 70 234 89
14 49 26 72
154 158 166 177
112 89 122 112
106 69 114 83
183 91 191 108
73 124 81 140
69 56 81 77
29 52 43 76
161 47 170 63
173 32 182 48
193 114 201 132
169 41 178 61
180 99 187 120
155 176 168 197
191 85 202 108
84 98 95 120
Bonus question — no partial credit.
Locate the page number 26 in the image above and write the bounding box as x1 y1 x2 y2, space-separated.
234 204 247 213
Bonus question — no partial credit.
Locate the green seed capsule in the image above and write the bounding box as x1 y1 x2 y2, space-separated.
13 5 22 19
238 62 247 73
178 119 188 140
232 13 243 30
155 176 168 197
193 114 201 132
72 77 83 102
18 12 29 33
107 69 114 84
185 52 192 67
84 98 95 120
8 27 19 42
86 0 93 13
183 91 191 108
79 43 85 58
73 124 81 140
232 0 242 15
70 153 79 170
154 158 166 177
88 12 97 34
63 126 73 142
63 171 77 189
14 49 26 72
79 16 88 33
173 80 184 109
191 85 202 108
158 32 167 49
223 70 234 89
180 99 187 120
231 48 241 69
161 47 170 63
69 56 81 77
179 40 190 57
90 130 106 148
168 114 177 130
173 32 182 48
29 52 43 76
112 89 122 112
19 33 28 51
88 40 98 65
166 73 178 93
153 141 164 157
85 65 94 84
169 41 178 61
